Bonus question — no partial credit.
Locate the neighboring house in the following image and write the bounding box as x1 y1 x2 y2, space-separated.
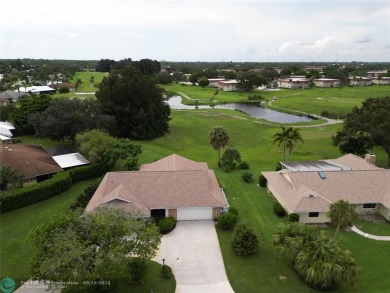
48 82 76 92
0 121 15 143
371 77 390 85
218 80 238 91
208 78 226 87
313 78 340 88
262 154 390 223
0 144 63 185
277 77 310 89
17 86 56 95
0 90 24 103
0 98 9 106
348 77 372 86
86 154 229 220
366 70 388 77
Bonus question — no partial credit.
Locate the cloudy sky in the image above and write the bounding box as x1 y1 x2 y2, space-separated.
1 0 389 62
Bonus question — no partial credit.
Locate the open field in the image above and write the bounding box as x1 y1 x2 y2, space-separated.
69 71 108 92
1 109 389 292
160 83 390 118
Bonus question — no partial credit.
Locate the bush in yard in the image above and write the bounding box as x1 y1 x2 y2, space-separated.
238 161 250 169
217 212 238 230
128 258 146 285
273 201 286 217
289 213 300 222
58 87 70 93
228 207 239 217
161 265 173 279
258 175 267 187
230 224 259 256
241 170 253 183
158 217 176 234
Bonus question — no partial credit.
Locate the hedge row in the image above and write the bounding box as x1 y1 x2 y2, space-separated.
0 163 108 213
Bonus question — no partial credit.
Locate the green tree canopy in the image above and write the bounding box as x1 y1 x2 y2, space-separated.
327 200 357 240
333 97 390 167
273 126 304 161
28 99 115 144
0 165 21 191
221 148 241 172
209 127 230 167
28 208 161 292
198 76 210 88
332 130 374 156
96 66 171 139
237 71 268 92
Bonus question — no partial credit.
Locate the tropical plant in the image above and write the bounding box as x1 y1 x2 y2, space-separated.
221 147 241 172
209 127 230 167
273 126 304 160
241 170 253 183
217 212 238 230
327 200 357 240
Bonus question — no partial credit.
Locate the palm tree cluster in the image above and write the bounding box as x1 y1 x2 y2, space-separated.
273 223 359 290
273 126 304 161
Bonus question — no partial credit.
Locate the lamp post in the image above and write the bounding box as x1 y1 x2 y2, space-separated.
162 258 165 272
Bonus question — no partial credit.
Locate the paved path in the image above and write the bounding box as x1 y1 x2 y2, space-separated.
350 226 390 241
153 220 234 293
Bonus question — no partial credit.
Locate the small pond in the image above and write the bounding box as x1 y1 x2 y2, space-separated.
167 96 312 123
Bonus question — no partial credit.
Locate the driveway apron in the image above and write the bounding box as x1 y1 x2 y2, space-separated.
154 220 235 293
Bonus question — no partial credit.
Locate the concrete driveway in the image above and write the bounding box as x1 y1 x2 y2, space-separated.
154 220 234 293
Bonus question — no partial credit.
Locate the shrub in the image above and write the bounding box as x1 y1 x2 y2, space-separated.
238 161 250 169
230 224 259 256
68 163 108 183
275 162 282 171
70 180 101 210
289 213 300 222
0 172 72 213
58 86 70 93
217 212 238 230
221 160 235 172
158 217 176 234
247 94 264 100
258 175 267 187
241 171 253 183
128 258 146 285
228 207 239 217
273 202 286 217
161 265 173 279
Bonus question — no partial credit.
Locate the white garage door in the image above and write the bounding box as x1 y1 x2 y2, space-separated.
177 207 213 220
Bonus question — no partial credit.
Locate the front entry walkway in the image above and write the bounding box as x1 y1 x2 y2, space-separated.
154 220 235 293
350 226 390 241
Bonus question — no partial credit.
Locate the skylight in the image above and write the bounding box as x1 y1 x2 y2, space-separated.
318 171 326 179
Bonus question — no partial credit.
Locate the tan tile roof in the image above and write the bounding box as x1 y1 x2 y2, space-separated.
262 154 390 213
0 144 62 179
140 154 208 171
86 155 227 214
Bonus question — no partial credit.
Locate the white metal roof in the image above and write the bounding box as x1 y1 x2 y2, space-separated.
0 134 12 141
0 121 15 130
52 153 90 169
17 86 55 93
0 127 13 137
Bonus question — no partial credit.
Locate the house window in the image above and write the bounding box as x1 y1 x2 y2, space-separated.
150 209 166 218
309 212 319 217
363 203 376 209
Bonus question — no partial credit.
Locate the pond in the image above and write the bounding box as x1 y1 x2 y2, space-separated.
167 96 312 123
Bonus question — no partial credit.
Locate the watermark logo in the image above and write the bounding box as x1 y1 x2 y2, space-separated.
0 277 15 293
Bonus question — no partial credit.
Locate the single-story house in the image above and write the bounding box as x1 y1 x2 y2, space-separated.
366 70 388 77
48 82 76 92
277 77 310 89
262 154 390 223
86 154 229 220
218 80 238 92
313 78 340 88
0 121 15 143
0 144 63 187
371 77 390 85
348 77 372 86
208 78 226 87
0 90 24 103
17 86 56 95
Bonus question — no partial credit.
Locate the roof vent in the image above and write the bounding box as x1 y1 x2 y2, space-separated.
318 171 326 179
309 194 314 198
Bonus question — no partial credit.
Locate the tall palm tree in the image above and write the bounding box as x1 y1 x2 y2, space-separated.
273 127 304 161
327 200 357 240
0 165 21 191
209 127 229 167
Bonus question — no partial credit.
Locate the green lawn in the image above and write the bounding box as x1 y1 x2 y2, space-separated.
18 135 74 150
354 219 390 236
69 71 108 92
